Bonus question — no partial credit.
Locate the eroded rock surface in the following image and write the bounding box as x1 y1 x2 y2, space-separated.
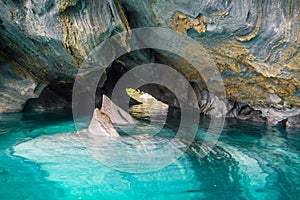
118 0 300 125
0 0 299 126
0 0 129 112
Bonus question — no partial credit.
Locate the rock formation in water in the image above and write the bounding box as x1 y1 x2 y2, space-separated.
88 94 137 137
0 0 130 112
0 0 299 126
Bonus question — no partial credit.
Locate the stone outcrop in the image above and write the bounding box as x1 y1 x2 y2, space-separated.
118 0 300 126
0 0 129 112
100 95 137 125
0 0 299 127
286 114 300 128
88 94 137 136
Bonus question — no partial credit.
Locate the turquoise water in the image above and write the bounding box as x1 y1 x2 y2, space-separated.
0 110 299 199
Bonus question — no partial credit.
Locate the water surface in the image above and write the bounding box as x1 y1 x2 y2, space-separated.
0 109 299 199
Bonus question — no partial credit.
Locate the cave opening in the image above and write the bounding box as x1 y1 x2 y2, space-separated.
125 87 169 121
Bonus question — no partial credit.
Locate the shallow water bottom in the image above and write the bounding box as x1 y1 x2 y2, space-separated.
0 111 299 199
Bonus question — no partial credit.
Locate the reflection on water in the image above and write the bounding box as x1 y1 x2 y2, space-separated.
129 96 169 122
0 106 299 199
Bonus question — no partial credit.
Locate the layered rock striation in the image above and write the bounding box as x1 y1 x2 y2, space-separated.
119 0 300 126
0 0 299 126
0 0 129 112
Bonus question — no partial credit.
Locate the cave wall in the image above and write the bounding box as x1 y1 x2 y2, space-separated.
0 0 299 126
118 0 300 125
0 0 129 112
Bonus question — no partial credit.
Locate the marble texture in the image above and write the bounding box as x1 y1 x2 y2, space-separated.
0 0 129 112
0 0 299 126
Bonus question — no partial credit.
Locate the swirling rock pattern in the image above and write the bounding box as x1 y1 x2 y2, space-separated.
0 0 299 126
120 0 300 125
0 0 129 112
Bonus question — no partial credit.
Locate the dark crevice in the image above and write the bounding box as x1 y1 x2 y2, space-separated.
23 84 74 112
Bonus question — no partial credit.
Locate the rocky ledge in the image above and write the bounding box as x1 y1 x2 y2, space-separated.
0 0 299 127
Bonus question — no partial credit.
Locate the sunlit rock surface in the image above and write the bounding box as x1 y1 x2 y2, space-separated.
88 95 137 137
100 95 137 125
0 0 299 126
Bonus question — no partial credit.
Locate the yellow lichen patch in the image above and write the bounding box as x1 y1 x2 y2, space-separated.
211 11 229 18
285 96 300 106
126 88 144 102
172 12 206 34
192 19 206 33
209 40 252 74
215 40 251 58
262 38 285 62
113 0 131 52
58 0 131 64
60 13 84 65
222 69 300 107
7 10 14 21
225 82 267 105
56 0 77 13
114 0 130 33
171 22 300 108
229 63 240 73
192 36 299 106
201 16 207 24
267 88 275 93
96 108 112 122
236 0 262 42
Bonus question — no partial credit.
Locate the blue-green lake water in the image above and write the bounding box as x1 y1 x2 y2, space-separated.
0 109 299 199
